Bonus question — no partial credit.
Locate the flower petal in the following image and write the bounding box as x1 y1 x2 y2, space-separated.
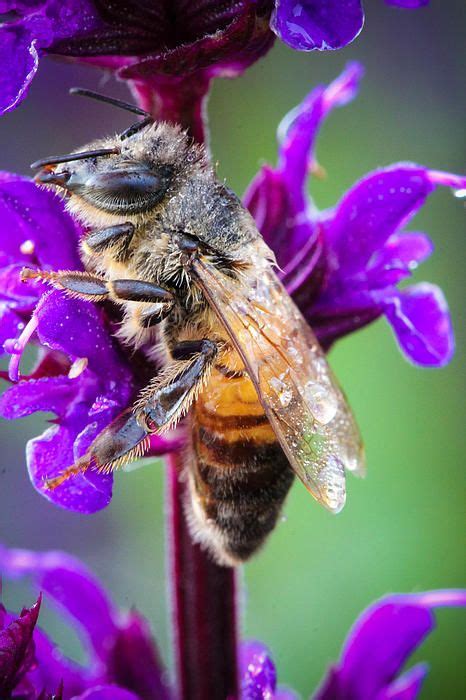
240 641 277 699
271 0 364 51
27 423 114 513
385 0 429 7
75 687 140 700
376 663 428 700
0 595 41 696
0 23 40 114
245 63 362 268
322 165 466 279
34 291 131 388
0 173 81 268
314 590 466 700
107 611 171 700
0 546 119 664
365 231 434 287
0 374 80 420
383 283 454 367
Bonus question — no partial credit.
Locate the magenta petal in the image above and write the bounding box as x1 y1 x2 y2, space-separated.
24 624 89 698
376 663 428 700
0 546 119 664
322 165 439 277
0 173 82 268
27 423 113 513
278 62 363 192
271 0 364 51
0 595 41 695
35 291 129 385
315 590 466 700
366 231 434 287
383 283 454 367
0 374 79 420
75 688 140 700
385 0 429 7
0 24 40 114
240 640 277 699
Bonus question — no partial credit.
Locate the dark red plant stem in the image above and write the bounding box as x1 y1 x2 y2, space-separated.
167 455 239 700
132 82 239 699
129 75 210 146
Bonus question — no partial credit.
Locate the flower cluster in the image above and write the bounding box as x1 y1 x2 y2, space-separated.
0 65 463 514
0 544 463 700
1 0 429 117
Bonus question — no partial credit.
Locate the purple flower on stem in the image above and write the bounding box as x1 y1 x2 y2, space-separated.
0 172 180 514
0 1 429 119
245 62 464 366
242 590 466 700
1 543 464 700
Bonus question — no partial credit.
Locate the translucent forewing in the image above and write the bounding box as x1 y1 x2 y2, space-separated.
192 249 365 513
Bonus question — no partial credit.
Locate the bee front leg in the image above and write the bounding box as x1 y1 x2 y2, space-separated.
135 339 218 433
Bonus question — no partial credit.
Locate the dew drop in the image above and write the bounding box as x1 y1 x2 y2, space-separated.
303 381 338 424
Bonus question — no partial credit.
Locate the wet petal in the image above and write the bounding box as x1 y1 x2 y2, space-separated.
271 0 364 51
314 590 466 700
34 291 131 388
27 422 114 513
240 641 277 699
0 374 80 420
365 231 434 287
0 545 119 664
383 283 454 367
322 165 466 279
0 173 81 268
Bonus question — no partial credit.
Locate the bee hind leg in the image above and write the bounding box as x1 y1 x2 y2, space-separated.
135 339 218 433
45 410 150 490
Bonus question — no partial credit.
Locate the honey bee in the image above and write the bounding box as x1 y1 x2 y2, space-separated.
24 89 365 566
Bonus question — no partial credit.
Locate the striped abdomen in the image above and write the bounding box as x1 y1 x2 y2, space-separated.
186 365 294 566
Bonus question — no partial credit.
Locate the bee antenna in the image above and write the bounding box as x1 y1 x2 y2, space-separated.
30 147 120 170
70 87 151 118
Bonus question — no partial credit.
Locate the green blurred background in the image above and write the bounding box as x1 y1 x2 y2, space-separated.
0 2 465 697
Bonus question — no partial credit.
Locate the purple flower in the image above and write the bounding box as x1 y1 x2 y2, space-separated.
0 1 429 116
241 590 466 700
3 544 463 700
245 62 465 366
0 543 171 699
0 172 180 514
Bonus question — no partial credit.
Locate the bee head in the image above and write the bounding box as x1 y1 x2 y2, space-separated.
32 121 208 225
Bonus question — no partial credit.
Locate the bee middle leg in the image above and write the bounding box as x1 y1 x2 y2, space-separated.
21 267 175 314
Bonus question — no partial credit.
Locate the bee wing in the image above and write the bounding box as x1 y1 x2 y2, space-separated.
192 251 365 514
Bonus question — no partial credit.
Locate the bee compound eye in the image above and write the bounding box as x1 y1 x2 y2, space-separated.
73 165 173 214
